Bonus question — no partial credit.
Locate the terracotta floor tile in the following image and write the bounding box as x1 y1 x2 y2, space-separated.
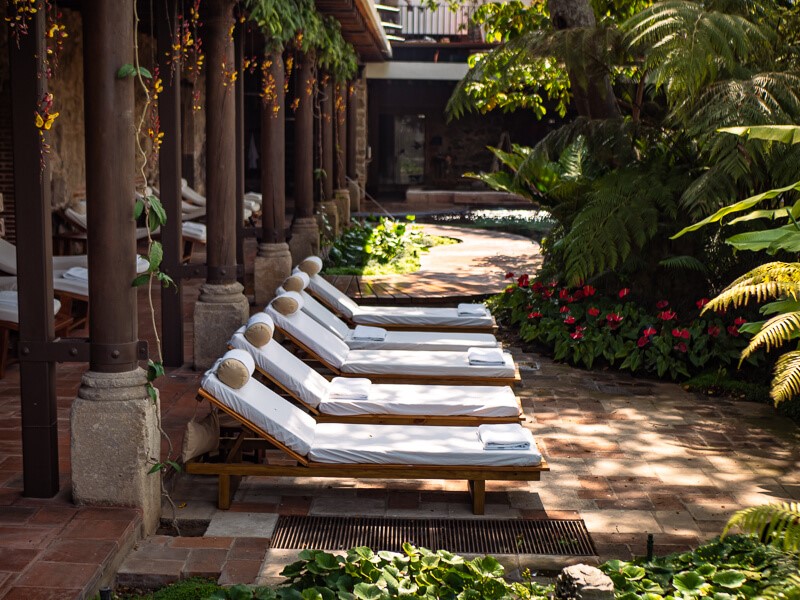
218 559 263 586
60 518 137 542
1 586 84 600
182 548 229 578
0 547 40 572
14 561 100 589
39 539 117 564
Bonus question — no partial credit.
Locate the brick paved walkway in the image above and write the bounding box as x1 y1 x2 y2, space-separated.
1 227 799 598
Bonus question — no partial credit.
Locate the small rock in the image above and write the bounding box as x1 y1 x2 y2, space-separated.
553 564 614 600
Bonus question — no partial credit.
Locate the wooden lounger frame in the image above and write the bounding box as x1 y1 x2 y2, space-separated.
275 324 521 386
252 363 524 426
186 388 548 514
307 287 499 334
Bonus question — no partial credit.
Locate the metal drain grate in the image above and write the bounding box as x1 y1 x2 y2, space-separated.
271 516 595 556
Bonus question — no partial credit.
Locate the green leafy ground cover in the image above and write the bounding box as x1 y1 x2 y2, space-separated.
325 216 457 276
420 209 555 241
116 536 800 599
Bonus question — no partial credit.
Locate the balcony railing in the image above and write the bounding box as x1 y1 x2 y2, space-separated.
395 3 483 41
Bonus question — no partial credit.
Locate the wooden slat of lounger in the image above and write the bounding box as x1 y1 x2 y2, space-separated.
254 365 523 426
278 325 519 386
191 388 548 513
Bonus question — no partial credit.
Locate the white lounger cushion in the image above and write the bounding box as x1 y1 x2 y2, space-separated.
0 238 87 276
306 273 495 328
298 289 499 351
202 368 540 467
266 300 515 378
0 291 61 323
229 333 520 417
341 349 515 378
202 370 316 456
309 423 541 466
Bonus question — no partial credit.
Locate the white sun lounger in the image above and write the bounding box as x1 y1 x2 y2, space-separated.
295 256 497 332
229 322 522 424
187 349 546 513
276 273 500 352
264 292 518 385
181 179 258 220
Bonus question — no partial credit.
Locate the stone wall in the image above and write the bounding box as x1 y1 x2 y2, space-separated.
353 76 368 197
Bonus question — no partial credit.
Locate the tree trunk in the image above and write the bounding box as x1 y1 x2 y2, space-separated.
547 0 619 119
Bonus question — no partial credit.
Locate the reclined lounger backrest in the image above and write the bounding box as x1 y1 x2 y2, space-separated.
202 352 317 456
265 292 351 369
229 329 330 408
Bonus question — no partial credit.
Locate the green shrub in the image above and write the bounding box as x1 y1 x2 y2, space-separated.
325 216 455 276
117 577 220 599
600 534 800 599
490 274 762 381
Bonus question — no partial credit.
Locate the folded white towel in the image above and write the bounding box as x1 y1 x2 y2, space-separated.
136 255 150 274
467 347 505 365
458 303 488 316
0 290 18 307
478 424 533 450
62 266 89 282
243 199 261 212
328 377 371 400
352 325 387 341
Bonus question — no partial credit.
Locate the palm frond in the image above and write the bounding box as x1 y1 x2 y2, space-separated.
658 255 708 273
723 502 800 552
772 350 800 403
741 311 800 358
703 262 800 312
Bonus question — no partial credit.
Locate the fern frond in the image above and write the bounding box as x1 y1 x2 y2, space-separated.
658 256 708 272
772 350 800 403
723 503 800 552
741 311 800 358
703 262 800 312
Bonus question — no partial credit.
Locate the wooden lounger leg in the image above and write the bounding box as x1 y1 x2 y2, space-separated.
219 474 232 510
217 430 247 509
468 480 486 515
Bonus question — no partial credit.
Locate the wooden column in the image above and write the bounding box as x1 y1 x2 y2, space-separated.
262 47 286 244
320 76 334 202
294 50 315 220
205 0 238 284
158 0 185 367
234 20 245 276
83 0 139 373
9 0 59 497
335 81 347 190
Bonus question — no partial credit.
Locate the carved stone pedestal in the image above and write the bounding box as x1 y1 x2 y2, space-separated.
254 242 292 306
334 189 351 229
289 216 320 264
193 281 249 370
71 368 161 534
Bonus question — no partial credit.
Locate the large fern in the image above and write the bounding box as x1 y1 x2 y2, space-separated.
703 262 800 311
724 503 800 553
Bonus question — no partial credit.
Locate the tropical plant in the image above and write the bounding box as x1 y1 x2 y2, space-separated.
673 125 800 404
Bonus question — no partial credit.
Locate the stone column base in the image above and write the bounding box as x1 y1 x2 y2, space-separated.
334 189 351 229
317 200 340 240
254 242 293 306
193 281 249 370
71 368 161 535
289 217 320 265
348 179 361 213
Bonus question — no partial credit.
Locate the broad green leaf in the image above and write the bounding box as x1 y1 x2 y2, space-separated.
712 570 747 588
166 460 182 472
148 241 163 272
148 195 168 226
132 273 150 287
397 580 418 595
315 552 340 570
761 300 800 315
622 565 646 580
147 462 164 474
146 383 158 403
300 589 324 600
672 180 800 238
737 321 765 335
719 125 800 145
352 583 385 600
725 227 800 253
673 571 705 592
116 63 136 79
134 197 145 220
228 584 255 600
137 67 153 79
470 556 504 578
353 547 374 561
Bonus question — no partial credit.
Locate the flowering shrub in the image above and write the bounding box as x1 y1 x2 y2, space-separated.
490 273 760 380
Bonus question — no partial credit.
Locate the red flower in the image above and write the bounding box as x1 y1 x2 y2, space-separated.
696 298 710 309
532 281 544 292
734 317 747 326
656 300 669 309
642 327 657 337
727 325 740 337
658 310 677 321
637 336 649 348
606 313 623 329
528 311 543 319
707 325 720 337
671 328 690 339
505 287 514 294
559 288 571 300
674 342 688 353
549 281 558 288
573 290 584 301
505 272 515 279
618 288 630 298
560 306 571 314
543 289 554 298
564 316 576 325
588 307 600 317
570 326 585 340
582 285 596 297
517 274 530 288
